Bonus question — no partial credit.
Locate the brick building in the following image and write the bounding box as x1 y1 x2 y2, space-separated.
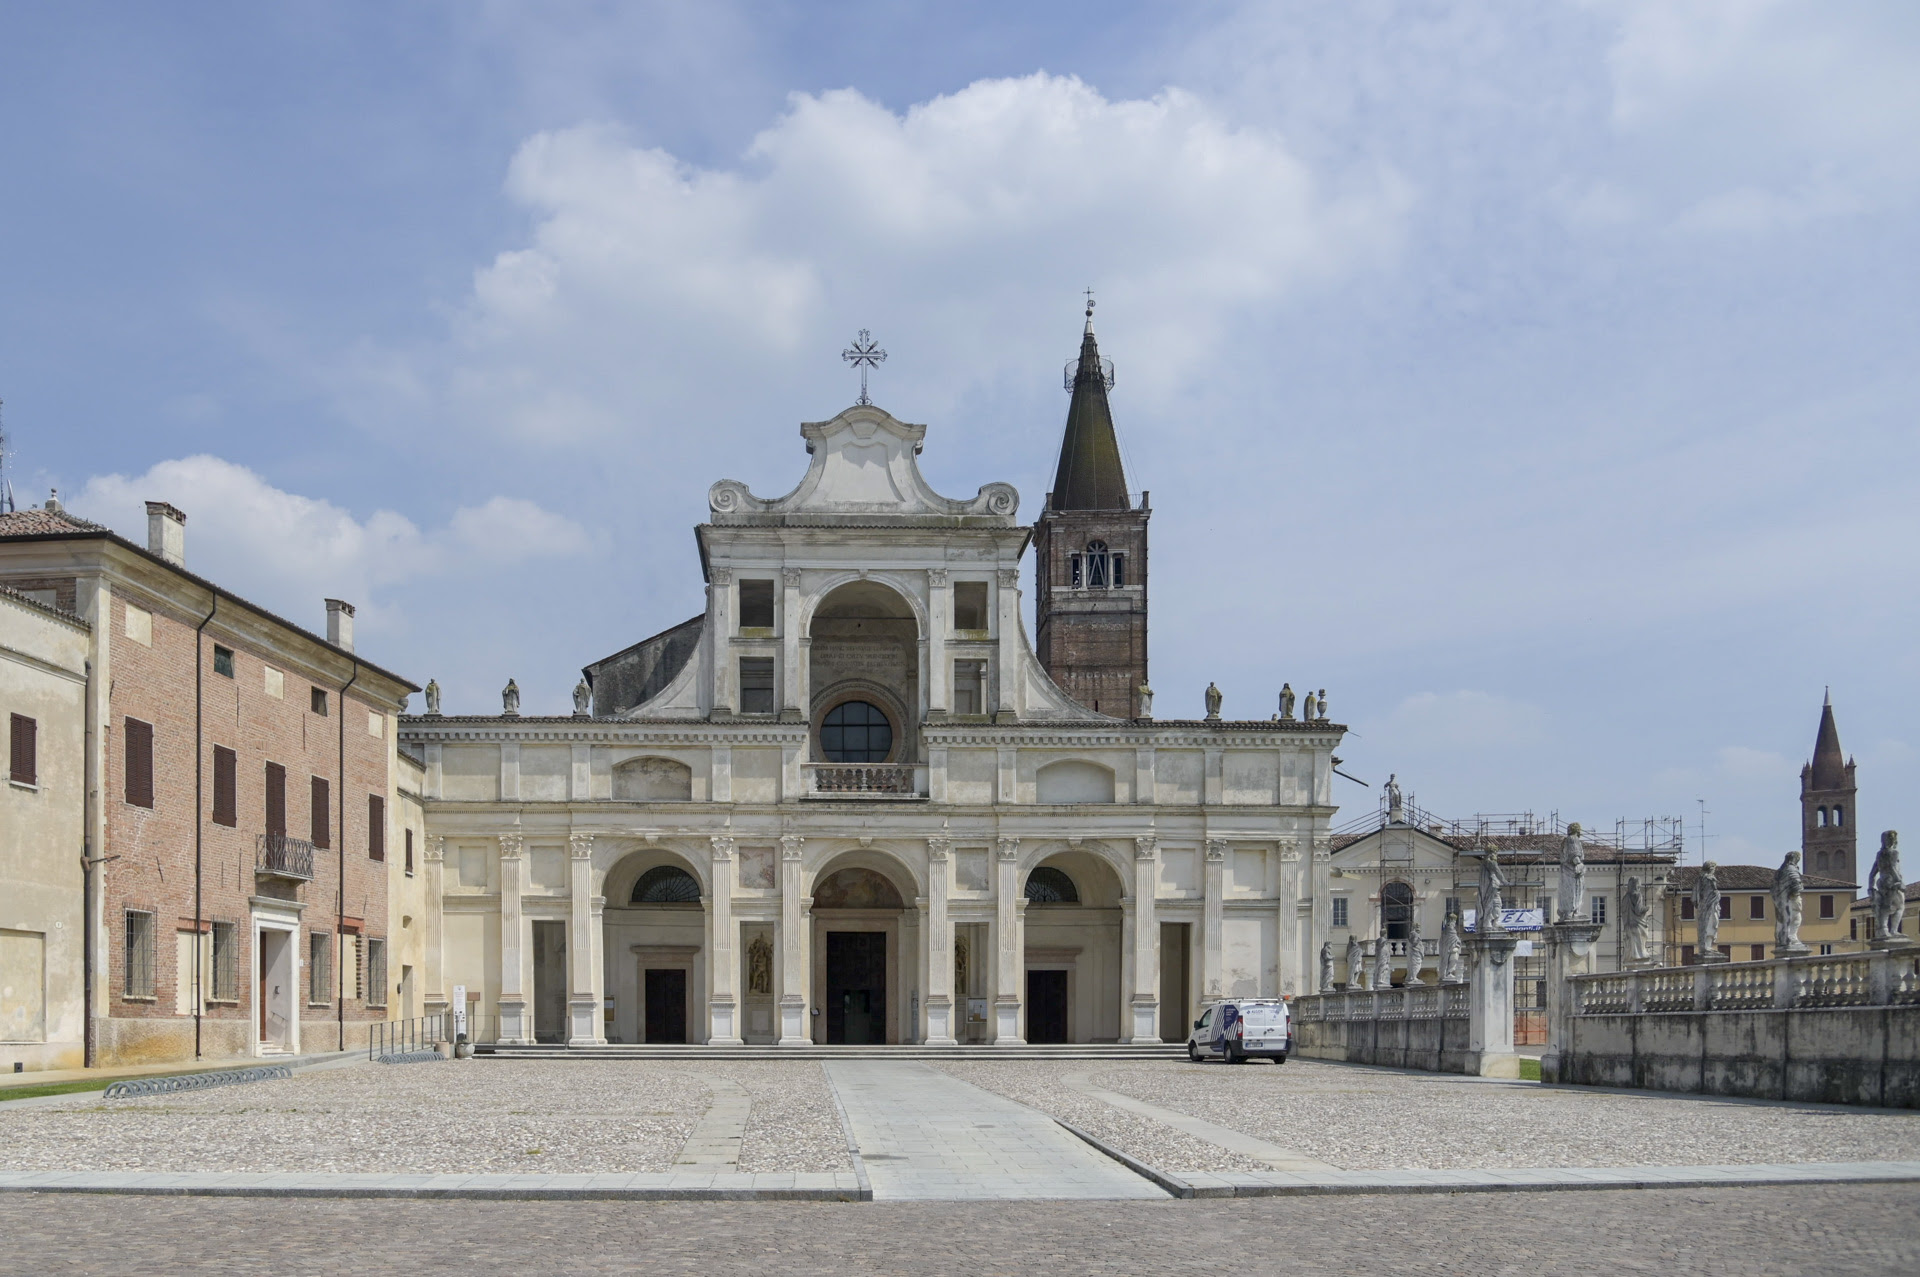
0 498 416 1065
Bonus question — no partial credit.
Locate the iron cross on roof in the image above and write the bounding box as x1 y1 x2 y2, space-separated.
841 329 887 406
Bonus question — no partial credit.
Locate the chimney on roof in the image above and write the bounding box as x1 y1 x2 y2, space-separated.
144 501 186 566
325 598 355 652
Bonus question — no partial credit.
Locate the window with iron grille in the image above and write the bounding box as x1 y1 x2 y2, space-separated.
738 658 775 714
340 934 360 1000
210 922 238 1001
308 931 331 1005
124 717 154 808
366 938 388 1008
9 713 36 786
368 794 386 860
1589 895 1606 925
212 746 237 826
311 776 330 849
265 762 286 835
124 910 155 998
212 644 234 678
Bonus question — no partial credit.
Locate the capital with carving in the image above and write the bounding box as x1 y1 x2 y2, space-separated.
780 834 805 861
927 568 948 588
1204 838 1228 863
710 835 736 861
425 834 446 864
996 569 1020 588
1134 835 1158 861
710 567 733 586
497 833 524 858
997 837 1020 862
569 832 594 860
781 566 803 587
926 836 952 862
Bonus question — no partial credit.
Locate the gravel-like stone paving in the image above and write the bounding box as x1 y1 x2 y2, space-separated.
947 1058 1920 1172
0 1059 847 1175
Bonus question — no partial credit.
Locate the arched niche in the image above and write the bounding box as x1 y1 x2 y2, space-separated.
600 845 709 1046
1036 759 1117 804
1020 848 1127 1044
808 580 921 765
612 755 694 801
807 850 918 1047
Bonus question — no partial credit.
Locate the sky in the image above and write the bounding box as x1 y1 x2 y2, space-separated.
3 1 1916 867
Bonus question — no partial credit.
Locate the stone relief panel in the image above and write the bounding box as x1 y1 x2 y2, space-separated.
737 846 777 890
612 756 694 801
955 848 991 893
812 867 905 910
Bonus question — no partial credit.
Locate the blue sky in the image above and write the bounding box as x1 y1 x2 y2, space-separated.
4 2 1916 866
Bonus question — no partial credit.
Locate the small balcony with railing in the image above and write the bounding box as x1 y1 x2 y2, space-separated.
256 832 316 882
802 763 928 800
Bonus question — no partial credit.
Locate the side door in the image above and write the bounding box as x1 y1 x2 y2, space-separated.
1193 1005 1215 1052
1216 1003 1240 1052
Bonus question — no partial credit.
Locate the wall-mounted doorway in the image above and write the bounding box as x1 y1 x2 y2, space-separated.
825 932 886 1044
644 968 688 1043
532 921 567 1044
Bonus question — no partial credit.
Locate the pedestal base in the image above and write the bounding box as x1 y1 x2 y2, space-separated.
1869 936 1916 951
1464 1050 1523 1079
1696 951 1731 964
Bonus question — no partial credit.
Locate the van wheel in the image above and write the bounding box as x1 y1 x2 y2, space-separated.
1227 1044 1245 1064
1187 1044 1201 1062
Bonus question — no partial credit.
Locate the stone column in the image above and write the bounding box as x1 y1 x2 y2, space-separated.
993 837 1024 1043
993 569 1020 720
923 837 957 1044
926 569 950 715
777 835 810 1044
1539 920 1603 1083
706 836 742 1045
710 567 735 714
780 567 805 720
422 835 448 1015
1277 844 1303 998
1202 839 1226 999
1464 930 1521 1078
1125 836 1161 1042
566 833 603 1045
497 833 528 1043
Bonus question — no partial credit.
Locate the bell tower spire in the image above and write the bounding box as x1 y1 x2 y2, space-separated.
1034 296 1150 718
1801 688 1859 883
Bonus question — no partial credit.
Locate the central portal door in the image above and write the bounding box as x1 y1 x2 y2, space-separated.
1027 969 1069 1043
826 931 887 1044
644 968 687 1043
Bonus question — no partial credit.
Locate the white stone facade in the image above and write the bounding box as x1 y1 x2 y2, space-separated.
403 405 1344 1046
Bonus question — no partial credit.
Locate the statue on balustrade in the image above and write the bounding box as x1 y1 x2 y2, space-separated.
1695 861 1722 955
573 678 592 716
1621 876 1653 965
1771 851 1808 955
502 678 521 717
424 678 442 715
1345 934 1365 990
1372 936 1393 990
1557 822 1588 921
1404 912 1425 986
1279 683 1296 722
1319 941 1335 993
1869 831 1908 944
1440 904 1465 983
1204 681 1223 720
1476 848 1508 931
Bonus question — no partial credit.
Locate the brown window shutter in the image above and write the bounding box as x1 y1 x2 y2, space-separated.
212 746 237 826
368 794 386 860
9 714 35 786
264 762 286 836
124 718 154 808
311 776 330 849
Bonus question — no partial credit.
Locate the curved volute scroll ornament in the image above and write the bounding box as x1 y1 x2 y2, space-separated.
709 480 752 515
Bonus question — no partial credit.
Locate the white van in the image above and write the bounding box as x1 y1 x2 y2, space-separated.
1187 998 1291 1064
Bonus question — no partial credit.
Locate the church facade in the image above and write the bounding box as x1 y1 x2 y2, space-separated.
400 319 1344 1047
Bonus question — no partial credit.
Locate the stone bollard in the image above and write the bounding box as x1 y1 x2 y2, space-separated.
1465 930 1522 1078
453 1033 473 1060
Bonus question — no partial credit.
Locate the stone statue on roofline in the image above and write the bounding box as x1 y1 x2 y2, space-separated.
1621 876 1653 965
424 678 441 716
1772 851 1808 955
1385 773 1404 824
1696 861 1722 954
573 678 592 717
1204 682 1223 721
1316 689 1329 721
1345 934 1365 990
1869 831 1908 945
501 678 521 717
1301 688 1319 721
1557 822 1588 921
1279 683 1296 722
1319 941 1335 993
1137 684 1153 718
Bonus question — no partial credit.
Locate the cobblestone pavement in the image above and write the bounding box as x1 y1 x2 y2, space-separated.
942 1058 1920 1173
3 1184 1915 1275
0 1059 848 1175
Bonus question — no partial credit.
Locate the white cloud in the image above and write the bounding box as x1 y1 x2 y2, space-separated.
72 456 586 634
388 72 1405 444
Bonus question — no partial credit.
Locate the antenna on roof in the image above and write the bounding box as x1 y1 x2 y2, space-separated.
0 399 16 514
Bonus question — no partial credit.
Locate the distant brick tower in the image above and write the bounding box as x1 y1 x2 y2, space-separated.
1034 302 1149 717
1801 690 1859 883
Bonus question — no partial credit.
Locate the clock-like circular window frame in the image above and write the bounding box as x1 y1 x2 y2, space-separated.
819 699 895 764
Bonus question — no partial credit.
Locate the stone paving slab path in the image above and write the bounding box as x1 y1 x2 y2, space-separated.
1060 1070 1337 1173
824 1060 1166 1201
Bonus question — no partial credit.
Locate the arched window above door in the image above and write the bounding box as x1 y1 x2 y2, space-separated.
631 865 701 904
1025 866 1080 904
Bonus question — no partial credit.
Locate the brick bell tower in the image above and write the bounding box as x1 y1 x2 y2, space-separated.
1801 689 1859 883
1034 300 1150 718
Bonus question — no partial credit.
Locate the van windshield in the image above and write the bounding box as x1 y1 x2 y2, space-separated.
1239 1004 1285 1026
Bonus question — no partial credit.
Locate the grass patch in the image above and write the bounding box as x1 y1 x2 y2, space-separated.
1518 1058 1542 1082
0 1078 116 1102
